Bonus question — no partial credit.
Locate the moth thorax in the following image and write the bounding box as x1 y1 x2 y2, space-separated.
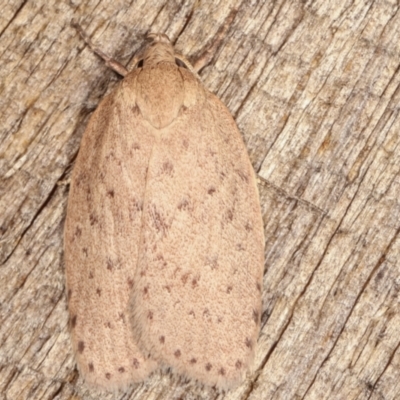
143 42 175 67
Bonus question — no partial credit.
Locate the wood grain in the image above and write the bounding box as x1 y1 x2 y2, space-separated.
1 1 400 399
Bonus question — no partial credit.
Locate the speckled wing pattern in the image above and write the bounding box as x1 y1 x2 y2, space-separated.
65 34 264 391
130 65 265 389
64 74 157 389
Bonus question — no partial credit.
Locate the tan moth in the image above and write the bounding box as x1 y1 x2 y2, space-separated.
64 31 264 390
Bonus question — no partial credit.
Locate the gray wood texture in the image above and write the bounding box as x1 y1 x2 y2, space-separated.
1 1 400 399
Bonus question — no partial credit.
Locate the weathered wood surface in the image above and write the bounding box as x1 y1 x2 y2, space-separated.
1 1 400 399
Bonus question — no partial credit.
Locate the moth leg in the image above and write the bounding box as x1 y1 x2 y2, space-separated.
71 21 129 77
191 8 238 73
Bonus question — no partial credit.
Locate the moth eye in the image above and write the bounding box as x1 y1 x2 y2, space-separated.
175 58 188 69
135 60 144 68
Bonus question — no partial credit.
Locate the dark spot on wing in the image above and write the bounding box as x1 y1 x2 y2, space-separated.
161 161 174 175
206 255 218 270
78 341 85 353
236 169 249 182
150 204 169 235
245 338 253 349
132 199 143 212
89 213 98 225
252 309 260 323
156 254 168 268
118 313 125 324
163 285 171 293
226 209 234 221
181 273 190 284
178 198 189 210
236 243 245 251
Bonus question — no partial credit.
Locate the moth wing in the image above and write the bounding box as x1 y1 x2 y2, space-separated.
131 84 264 389
64 74 157 389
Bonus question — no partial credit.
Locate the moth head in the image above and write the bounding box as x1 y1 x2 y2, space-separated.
134 33 192 71
139 32 176 67
146 33 170 44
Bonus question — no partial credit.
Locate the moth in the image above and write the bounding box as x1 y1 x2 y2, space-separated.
64 31 264 390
